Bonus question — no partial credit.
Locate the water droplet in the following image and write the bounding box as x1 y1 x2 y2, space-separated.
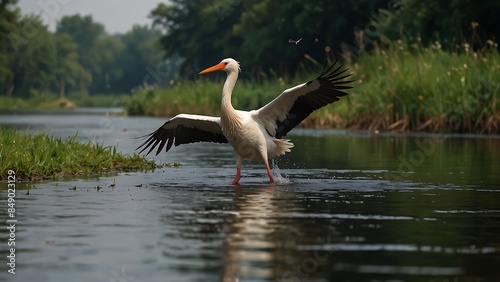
315 38 319 42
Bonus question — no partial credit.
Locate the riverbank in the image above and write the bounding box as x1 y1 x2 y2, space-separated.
0 94 129 110
0 128 163 181
125 41 499 134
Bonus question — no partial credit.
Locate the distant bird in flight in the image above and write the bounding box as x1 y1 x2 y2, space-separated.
138 58 353 184
288 38 303 44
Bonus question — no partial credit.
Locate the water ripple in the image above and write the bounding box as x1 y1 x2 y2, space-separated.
274 212 415 220
333 263 464 275
299 244 498 254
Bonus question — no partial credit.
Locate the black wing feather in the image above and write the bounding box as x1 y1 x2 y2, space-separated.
137 117 228 156
275 60 353 138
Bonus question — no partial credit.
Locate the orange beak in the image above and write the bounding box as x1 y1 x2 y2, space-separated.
199 62 226 75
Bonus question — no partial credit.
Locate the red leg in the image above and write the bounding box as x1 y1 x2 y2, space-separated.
265 161 274 183
231 166 241 185
231 156 243 185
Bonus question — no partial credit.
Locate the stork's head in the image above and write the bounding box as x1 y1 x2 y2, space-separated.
199 58 240 75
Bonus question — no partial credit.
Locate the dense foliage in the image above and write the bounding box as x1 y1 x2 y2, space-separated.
1 0 499 104
125 44 500 134
150 0 499 76
0 0 164 99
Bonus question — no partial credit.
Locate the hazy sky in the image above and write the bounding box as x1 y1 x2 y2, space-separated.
17 0 166 34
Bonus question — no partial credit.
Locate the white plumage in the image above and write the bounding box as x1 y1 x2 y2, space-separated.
138 58 353 184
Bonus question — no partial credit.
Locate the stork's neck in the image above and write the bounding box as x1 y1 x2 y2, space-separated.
221 70 238 112
220 70 242 133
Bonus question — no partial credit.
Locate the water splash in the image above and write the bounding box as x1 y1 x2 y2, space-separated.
271 159 291 185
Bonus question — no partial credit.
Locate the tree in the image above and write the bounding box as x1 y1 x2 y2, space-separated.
371 0 500 48
92 35 125 93
52 33 90 98
150 0 390 77
0 0 19 96
233 0 389 73
7 15 56 98
114 25 164 93
2 10 90 99
56 15 105 94
150 0 243 77
1 3 166 98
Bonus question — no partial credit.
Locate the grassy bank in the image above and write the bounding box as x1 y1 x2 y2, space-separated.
348 40 499 133
0 128 161 181
0 94 129 110
125 41 499 133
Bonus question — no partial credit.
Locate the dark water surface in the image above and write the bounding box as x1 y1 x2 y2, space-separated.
1 108 499 281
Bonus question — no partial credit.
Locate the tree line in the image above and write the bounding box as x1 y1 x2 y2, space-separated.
150 0 499 77
0 0 165 99
1 0 499 98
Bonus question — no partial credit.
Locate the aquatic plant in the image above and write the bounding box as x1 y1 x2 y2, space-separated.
347 39 500 133
0 128 161 181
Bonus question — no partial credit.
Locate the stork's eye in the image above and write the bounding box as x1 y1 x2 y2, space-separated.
224 62 228 65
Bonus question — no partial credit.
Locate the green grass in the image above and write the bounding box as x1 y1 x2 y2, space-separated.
125 79 288 117
348 40 500 133
0 128 163 181
0 96 48 110
0 93 129 110
66 93 130 108
125 40 499 134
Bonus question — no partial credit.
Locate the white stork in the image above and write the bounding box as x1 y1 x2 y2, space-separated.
137 58 353 184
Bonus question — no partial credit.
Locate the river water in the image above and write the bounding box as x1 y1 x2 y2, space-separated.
1 108 499 281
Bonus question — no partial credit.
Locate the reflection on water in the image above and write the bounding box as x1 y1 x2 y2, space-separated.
1 108 500 281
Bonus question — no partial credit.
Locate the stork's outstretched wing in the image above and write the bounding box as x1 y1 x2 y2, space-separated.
137 114 228 156
254 60 353 138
